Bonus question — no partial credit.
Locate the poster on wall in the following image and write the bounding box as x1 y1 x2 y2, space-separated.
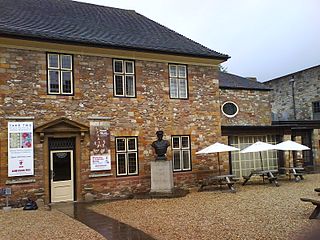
90 122 111 171
8 122 34 177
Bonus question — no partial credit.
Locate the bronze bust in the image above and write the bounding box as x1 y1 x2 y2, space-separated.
151 130 170 160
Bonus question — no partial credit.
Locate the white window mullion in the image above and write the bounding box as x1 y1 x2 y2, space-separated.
60 71 63 94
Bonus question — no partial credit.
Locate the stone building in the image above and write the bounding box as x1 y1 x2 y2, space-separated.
1 0 312 205
264 65 320 170
0 0 231 203
218 72 282 177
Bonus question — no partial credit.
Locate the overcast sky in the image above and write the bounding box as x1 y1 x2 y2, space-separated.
77 0 320 82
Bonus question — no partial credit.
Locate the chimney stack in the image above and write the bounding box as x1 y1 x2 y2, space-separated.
246 77 257 81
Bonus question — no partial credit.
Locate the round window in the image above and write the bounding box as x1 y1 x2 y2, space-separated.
221 101 239 118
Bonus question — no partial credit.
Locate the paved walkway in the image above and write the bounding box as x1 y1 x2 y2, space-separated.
52 202 155 240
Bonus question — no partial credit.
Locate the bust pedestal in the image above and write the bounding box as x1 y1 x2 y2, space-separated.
150 160 174 193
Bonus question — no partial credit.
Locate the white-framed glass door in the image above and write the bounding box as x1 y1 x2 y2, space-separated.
50 150 74 203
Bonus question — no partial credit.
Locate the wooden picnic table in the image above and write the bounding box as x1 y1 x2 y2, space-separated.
242 169 279 187
279 167 304 182
199 174 239 192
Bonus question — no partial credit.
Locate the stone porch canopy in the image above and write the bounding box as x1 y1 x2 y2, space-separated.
34 117 89 142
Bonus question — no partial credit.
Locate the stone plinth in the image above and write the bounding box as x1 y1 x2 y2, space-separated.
150 160 174 193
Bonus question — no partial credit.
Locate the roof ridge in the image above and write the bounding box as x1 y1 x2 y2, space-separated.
71 0 135 12
264 64 320 82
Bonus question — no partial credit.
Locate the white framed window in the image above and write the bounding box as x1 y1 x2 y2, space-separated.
172 135 191 171
116 137 138 176
169 64 188 99
113 59 135 97
47 53 73 95
230 135 278 178
221 101 239 118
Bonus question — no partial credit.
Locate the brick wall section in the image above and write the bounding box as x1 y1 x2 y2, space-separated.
219 88 272 126
264 66 320 121
0 46 222 202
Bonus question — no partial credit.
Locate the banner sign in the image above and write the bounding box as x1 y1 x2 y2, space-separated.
90 122 111 171
8 122 34 177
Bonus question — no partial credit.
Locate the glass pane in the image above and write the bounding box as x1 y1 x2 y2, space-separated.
61 55 72 69
48 54 59 68
49 70 60 93
116 138 126 151
169 65 177 77
53 152 71 181
179 79 187 98
170 78 178 98
173 151 181 170
125 76 135 96
127 138 136 151
128 153 137 174
178 65 186 78
125 61 134 74
182 150 190 169
114 60 123 73
115 75 124 96
61 71 72 94
181 136 189 148
172 137 180 149
117 153 126 174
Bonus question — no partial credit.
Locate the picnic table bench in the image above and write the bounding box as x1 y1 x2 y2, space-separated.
314 188 320 195
279 167 304 182
199 174 239 192
300 197 320 219
242 169 279 187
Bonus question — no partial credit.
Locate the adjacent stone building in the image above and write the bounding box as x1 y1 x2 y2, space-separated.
264 65 320 170
217 72 282 177
264 65 320 121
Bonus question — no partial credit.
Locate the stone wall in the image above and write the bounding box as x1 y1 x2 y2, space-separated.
0 46 222 203
264 65 320 121
219 88 272 126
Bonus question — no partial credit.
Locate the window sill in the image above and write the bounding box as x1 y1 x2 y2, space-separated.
6 178 36 185
89 173 113 178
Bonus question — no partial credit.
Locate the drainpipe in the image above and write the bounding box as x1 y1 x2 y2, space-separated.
289 75 296 120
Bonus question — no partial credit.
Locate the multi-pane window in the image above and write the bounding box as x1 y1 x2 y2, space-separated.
172 136 191 171
113 59 135 97
169 64 188 99
47 53 73 95
230 135 278 178
312 101 320 113
116 137 138 176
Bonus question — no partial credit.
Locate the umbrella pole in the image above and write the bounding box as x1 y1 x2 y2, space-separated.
289 151 291 168
217 152 221 176
259 151 264 171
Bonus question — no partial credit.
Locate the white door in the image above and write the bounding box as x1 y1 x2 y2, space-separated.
50 150 74 203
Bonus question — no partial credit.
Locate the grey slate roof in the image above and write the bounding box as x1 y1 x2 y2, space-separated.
264 64 320 83
0 0 229 60
219 72 271 91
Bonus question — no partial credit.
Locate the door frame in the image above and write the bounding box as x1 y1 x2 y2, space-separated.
50 149 74 203
35 117 88 204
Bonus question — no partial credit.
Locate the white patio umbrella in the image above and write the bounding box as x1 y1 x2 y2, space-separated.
240 141 276 170
274 140 310 168
196 142 239 175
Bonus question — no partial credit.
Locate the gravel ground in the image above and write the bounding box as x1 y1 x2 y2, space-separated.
0 208 105 240
91 174 320 240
